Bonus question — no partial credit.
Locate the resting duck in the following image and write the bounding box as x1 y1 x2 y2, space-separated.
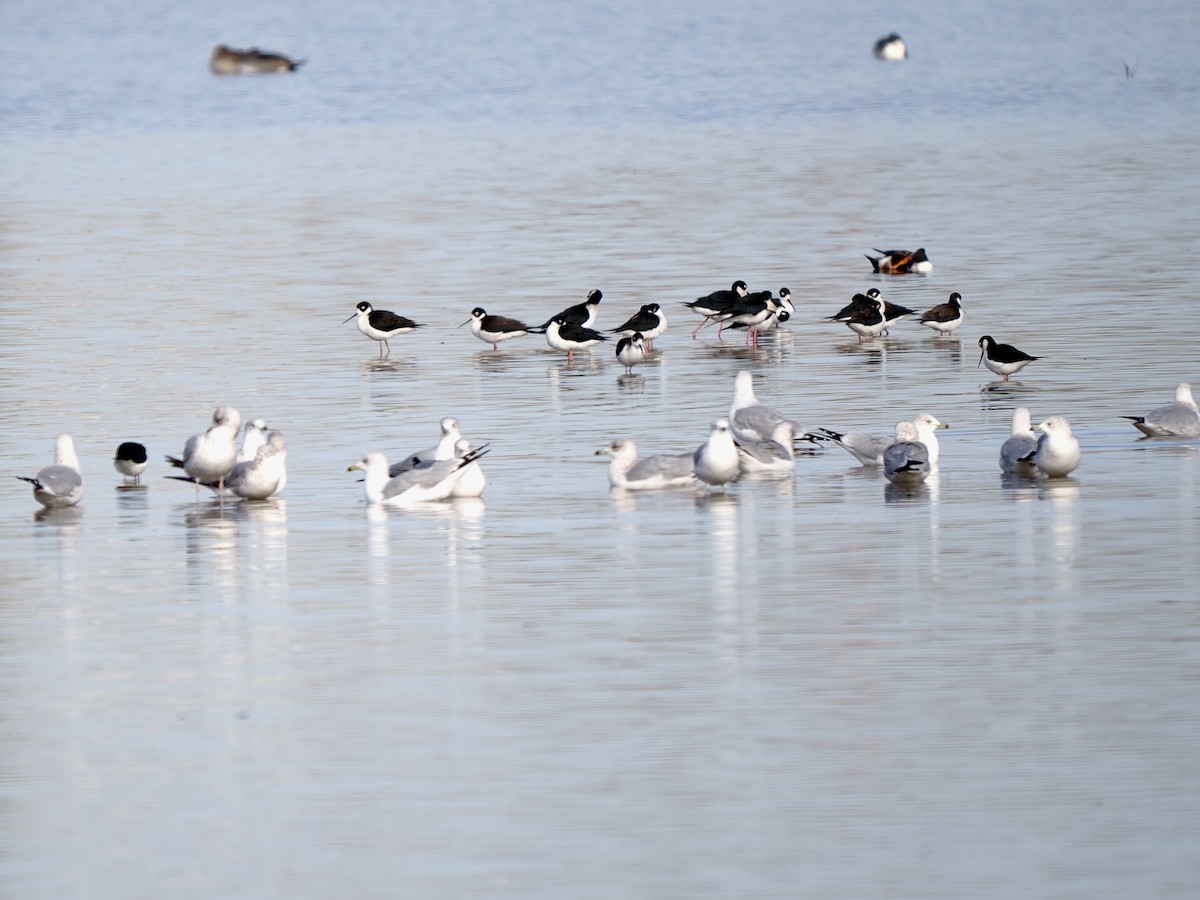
865 247 932 274
210 45 304 74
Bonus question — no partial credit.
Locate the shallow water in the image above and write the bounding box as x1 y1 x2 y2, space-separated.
3 1 1200 897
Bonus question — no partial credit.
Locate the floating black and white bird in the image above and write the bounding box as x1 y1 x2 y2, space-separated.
349 443 490 506
238 418 269 463
535 289 603 331
728 370 801 444
884 421 932 485
873 33 908 61
545 315 607 364
595 438 696 491
18 433 84 508
919 292 965 335
389 416 462 476
681 280 749 338
113 441 148 486
1123 383 1200 437
610 303 667 349
615 333 646 374
999 407 1039 474
1033 416 1081 477
978 335 1039 381
165 405 241 499
693 419 740 488
460 307 534 351
865 248 932 274
343 301 424 358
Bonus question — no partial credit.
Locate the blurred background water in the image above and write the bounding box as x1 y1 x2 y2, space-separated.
2 1 1199 897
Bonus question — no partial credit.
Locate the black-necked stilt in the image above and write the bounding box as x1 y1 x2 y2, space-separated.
693 419 739 487
165 406 241 498
919 292 965 335
728 371 801 444
846 292 888 342
610 303 667 349
536 289 603 331
978 335 1039 381
17 434 83 509
594 438 696 491
873 33 908 61
545 315 607 364
1033 416 1081 477
113 441 148 486
884 422 931 485
682 280 748 337
775 287 795 316
460 307 534 350
210 44 305 74
730 308 789 337
344 301 424 358
615 333 646 374
348 444 490 506
713 293 777 346
999 407 1038 473
1123 383 1200 437
866 247 932 274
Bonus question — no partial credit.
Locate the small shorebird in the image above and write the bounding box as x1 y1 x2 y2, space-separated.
610 303 667 349
919 292 965 335
682 281 748 338
873 33 908 61
545 315 607 364
535 289 603 331
460 307 534 350
978 335 1039 381
344 301 424 358
615 333 646 374
113 441 148 486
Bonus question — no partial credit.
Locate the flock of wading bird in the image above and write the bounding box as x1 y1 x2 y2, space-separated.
16 250 1200 508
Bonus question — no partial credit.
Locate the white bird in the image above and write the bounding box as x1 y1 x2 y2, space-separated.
389 417 462 476
728 370 800 443
113 441 148 486
873 33 908 61
447 438 486 498
238 418 269 462
595 438 696 490
999 407 1039 473
810 427 891 467
910 413 949 468
17 433 84 508
694 419 740 487
349 444 489 506
166 406 241 497
1123 383 1200 437
1033 416 1081 477
734 421 796 475
172 431 288 500
883 421 931 485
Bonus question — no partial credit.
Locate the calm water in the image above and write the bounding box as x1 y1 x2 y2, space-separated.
2 1 1199 897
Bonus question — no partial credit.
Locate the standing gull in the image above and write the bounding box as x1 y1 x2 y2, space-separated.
728 370 801 444
166 406 241 498
1123 383 1200 437
883 421 931 485
238 418 269 462
595 438 696 490
693 419 740 488
1033 416 1081 477
999 407 1039 473
17 433 84 508
170 431 288 500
